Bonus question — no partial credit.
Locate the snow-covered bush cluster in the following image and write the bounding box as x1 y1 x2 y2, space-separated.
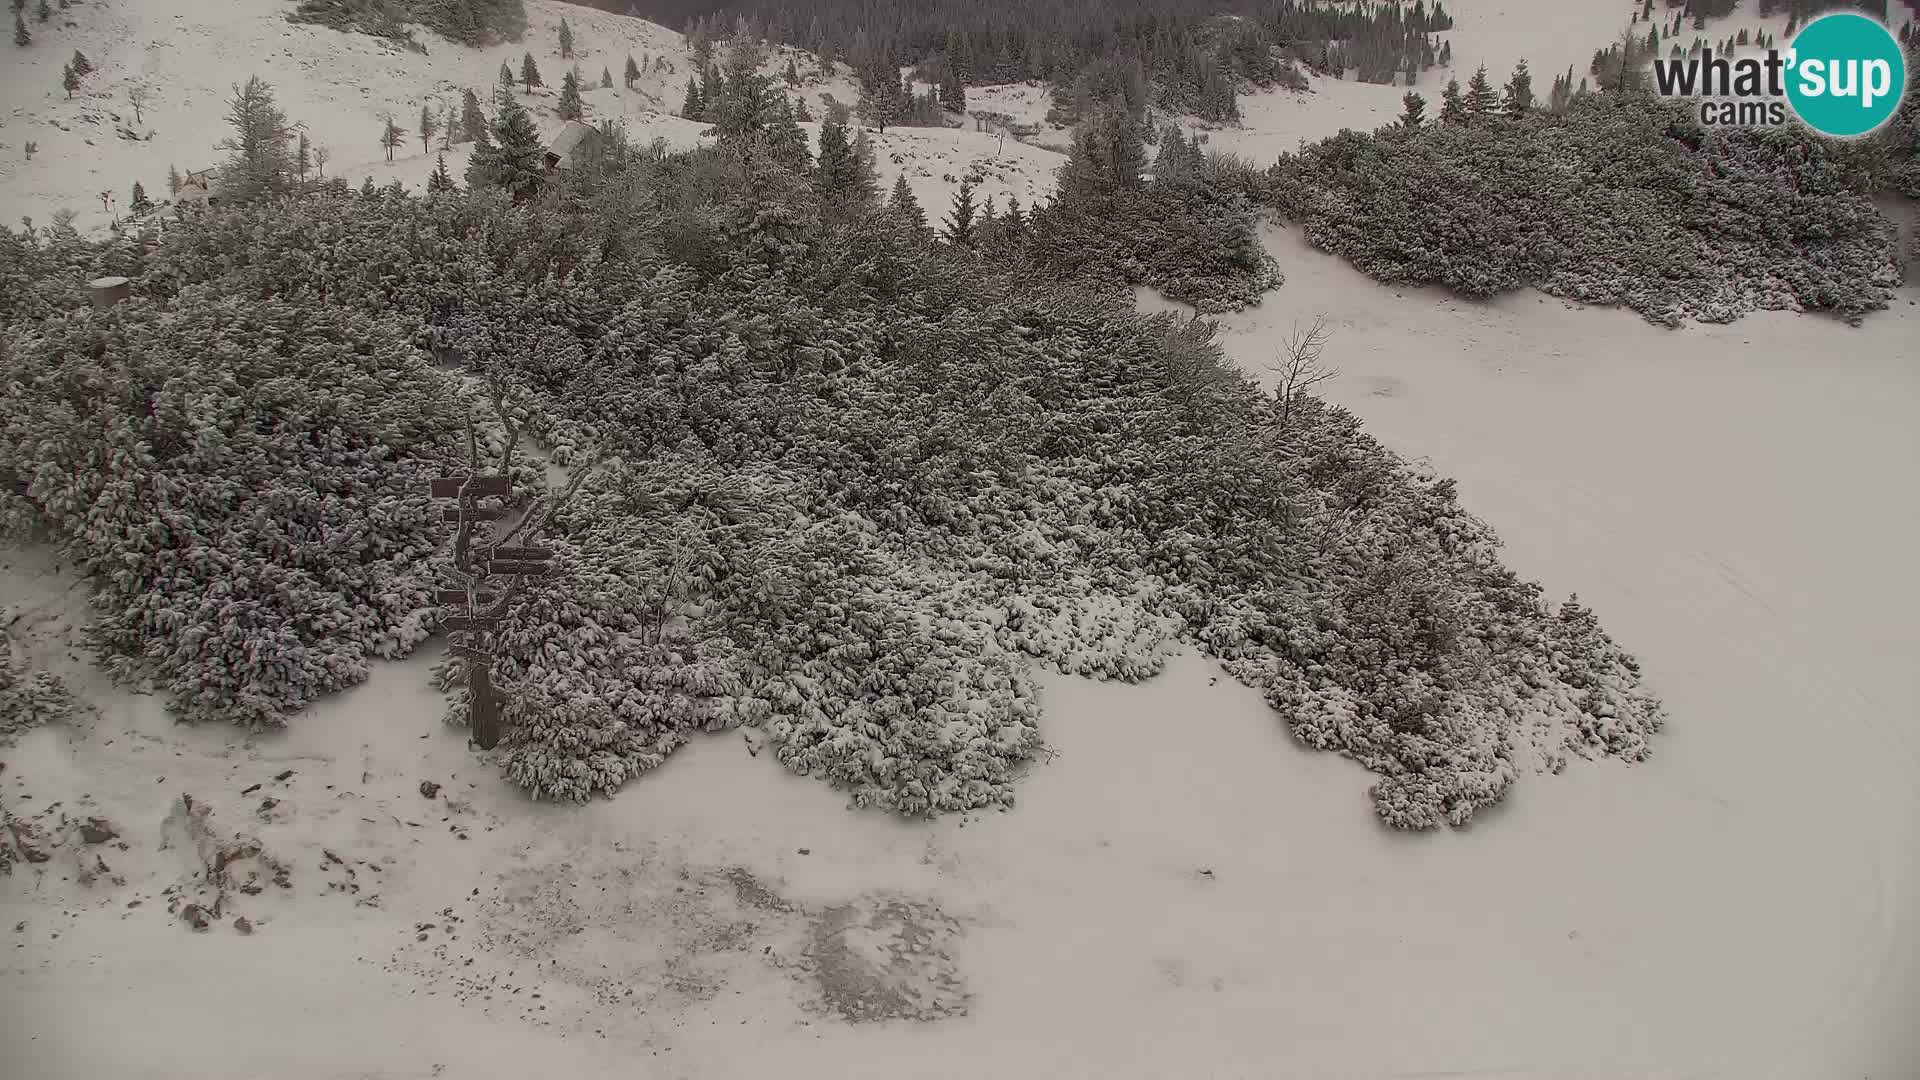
0 266 467 726
0 143 1660 827
0 624 77 742
1268 94 1902 325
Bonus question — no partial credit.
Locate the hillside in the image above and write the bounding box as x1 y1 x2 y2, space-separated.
0 0 1063 231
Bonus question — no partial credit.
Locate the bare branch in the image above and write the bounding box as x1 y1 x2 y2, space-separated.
1267 316 1338 428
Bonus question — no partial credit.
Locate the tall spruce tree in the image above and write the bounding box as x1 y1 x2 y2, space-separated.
1400 91 1427 128
521 52 542 91
943 178 977 246
14 11 29 46
129 180 152 213
888 173 926 230
1503 59 1534 117
1465 65 1497 119
465 90 544 203
600 67 612 89
217 76 297 201
1439 78 1467 124
557 17 572 59
418 104 438 153
558 68 584 121
461 88 489 145
682 76 702 119
624 54 639 88
427 152 455 193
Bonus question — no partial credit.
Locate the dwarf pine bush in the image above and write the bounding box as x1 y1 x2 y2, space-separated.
1268 94 1900 324
0 142 1662 827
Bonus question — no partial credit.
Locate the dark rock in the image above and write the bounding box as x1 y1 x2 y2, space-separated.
418 780 441 799
78 817 117 845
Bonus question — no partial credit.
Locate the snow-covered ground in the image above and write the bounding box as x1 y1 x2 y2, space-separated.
5 1 1919 1076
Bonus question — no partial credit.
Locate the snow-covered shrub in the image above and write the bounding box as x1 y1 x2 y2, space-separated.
0 293 465 726
1268 94 1901 324
0 625 77 741
9 147 1663 826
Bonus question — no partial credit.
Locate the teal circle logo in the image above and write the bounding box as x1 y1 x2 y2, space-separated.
1785 13 1907 138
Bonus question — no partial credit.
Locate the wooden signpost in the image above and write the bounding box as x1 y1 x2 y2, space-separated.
430 472 554 750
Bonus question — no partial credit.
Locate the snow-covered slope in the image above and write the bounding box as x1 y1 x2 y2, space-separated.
0 0 1062 231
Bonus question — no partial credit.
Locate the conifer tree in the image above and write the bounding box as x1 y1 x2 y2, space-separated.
681 76 702 120
427 152 454 193
600 67 612 89
765 95 811 170
1400 91 1427 128
218 76 297 201
1465 65 1497 119
461 88 488 145
521 52 542 91
418 104 438 153
465 91 544 203
558 68 584 121
129 180 151 214
62 61 78 97
34 0 46 23
1002 194 1026 237
624 54 639 88
813 109 875 206
380 114 405 161
939 69 965 112
1439 78 1467 124
69 48 88 75
166 163 182 196
887 173 925 230
360 175 377 199
1503 60 1534 118
943 178 977 247
557 17 573 59
12 10 26 46
784 58 801 87
499 61 515 93
296 131 311 180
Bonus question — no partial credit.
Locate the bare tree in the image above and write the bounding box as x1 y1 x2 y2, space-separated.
312 144 330 178
1268 316 1337 428
127 82 150 125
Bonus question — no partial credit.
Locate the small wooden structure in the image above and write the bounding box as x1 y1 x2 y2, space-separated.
542 119 605 172
431 474 554 750
87 276 131 308
176 167 223 208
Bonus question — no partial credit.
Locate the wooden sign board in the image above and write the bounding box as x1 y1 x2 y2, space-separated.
435 590 501 606
430 476 511 498
487 560 552 577
490 546 553 561
441 507 506 522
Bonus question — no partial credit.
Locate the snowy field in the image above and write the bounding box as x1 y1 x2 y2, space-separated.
4 0 1919 1077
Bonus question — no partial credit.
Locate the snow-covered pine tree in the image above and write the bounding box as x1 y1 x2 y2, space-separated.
380 114 406 162
943 178 977 246
1439 78 1467 124
784 57 800 87
461 88 488 145
12 11 26 47
624 54 639 88
418 104 438 154
465 91 544 203
217 76 298 201
558 68 584 121
499 61 515 93
359 174 377 198
939 68 964 112
427 153 454 193
1465 65 1497 120
61 61 77 97
765 96 811 170
129 180 151 213
1400 91 1426 128
681 76 702 119
600 66 612 89
1503 60 1534 117
887 173 925 230
68 48 88 75
521 52 542 90
557 17 572 59
166 163 182 195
